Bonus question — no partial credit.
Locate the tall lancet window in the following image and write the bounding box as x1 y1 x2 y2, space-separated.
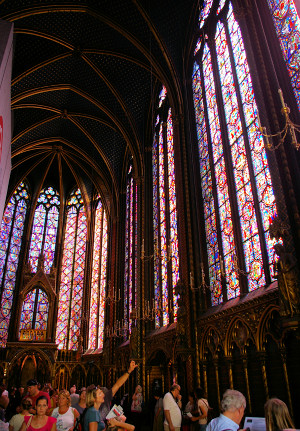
56 188 87 350
28 186 60 273
267 0 300 109
192 1 277 305
88 198 108 350
153 86 180 327
124 164 138 335
0 182 29 347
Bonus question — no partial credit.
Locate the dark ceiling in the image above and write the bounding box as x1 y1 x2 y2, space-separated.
0 0 198 214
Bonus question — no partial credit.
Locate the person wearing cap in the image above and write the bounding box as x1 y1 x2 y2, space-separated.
26 380 51 413
99 360 138 421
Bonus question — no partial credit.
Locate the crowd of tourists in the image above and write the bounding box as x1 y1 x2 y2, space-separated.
0 362 298 431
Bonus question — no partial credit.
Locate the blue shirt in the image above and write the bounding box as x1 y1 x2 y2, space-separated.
206 414 240 431
84 407 105 431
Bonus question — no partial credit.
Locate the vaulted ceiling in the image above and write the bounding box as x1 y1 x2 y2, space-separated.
0 0 198 214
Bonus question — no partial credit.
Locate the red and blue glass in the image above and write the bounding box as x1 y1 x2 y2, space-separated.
0 182 29 347
28 187 59 273
267 0 300 110
192 1 277 304
89 199 108 350
20 288 49 332
153 91 180 326
56 189 86 350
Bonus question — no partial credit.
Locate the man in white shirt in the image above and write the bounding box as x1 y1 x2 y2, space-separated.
163 384 182 431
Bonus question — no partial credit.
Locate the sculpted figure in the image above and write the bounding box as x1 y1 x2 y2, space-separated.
274 243 300 317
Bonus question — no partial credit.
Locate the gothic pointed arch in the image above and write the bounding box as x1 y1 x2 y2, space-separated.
226 317 254 356
28 186 60 274
17 269 56 341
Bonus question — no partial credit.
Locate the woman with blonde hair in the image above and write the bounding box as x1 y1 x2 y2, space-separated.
83 385 105 431
264 398 295 431
51 390 79 431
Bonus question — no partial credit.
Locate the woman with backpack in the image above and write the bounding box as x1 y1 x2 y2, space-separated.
190 388 209 431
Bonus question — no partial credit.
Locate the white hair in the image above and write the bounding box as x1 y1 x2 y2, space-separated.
221 389 246 412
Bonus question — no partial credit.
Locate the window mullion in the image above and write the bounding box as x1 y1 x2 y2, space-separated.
40 208 48 259
32 288 39 329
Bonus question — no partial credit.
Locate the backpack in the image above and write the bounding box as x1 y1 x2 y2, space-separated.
76 407 87 431
199 399 214 423
74 416 82 431
206 406 215 423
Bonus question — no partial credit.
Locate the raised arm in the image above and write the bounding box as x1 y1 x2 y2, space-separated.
111 361 138 396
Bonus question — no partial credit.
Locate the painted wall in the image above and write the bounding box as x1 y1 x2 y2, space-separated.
0 19 13 220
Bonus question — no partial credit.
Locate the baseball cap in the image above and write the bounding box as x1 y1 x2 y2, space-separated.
27 379 38 386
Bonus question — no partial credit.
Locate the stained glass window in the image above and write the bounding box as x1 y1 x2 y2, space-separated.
88 198 108 350
56 188 86 350
267 0 300 110
20 287 49 333
192 1 277 305
124 165 138 336
199 0 213 28
0 182 29 347
28 187 60 273
153 87 180 327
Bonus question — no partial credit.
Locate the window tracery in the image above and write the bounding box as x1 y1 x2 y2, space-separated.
28 186 60 273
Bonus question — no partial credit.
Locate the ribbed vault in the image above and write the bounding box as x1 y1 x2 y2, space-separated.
0 0 198 213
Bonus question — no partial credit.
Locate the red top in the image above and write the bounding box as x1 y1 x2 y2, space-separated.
24 415 56 431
